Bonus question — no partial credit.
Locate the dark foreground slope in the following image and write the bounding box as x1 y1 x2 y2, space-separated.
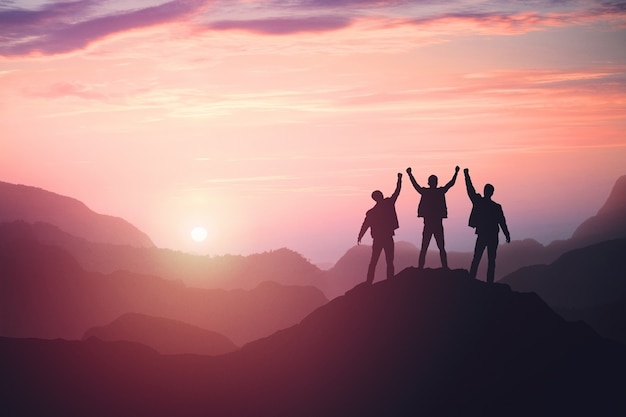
2 268 625 417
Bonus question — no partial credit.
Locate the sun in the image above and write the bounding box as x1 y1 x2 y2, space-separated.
190 226 208 243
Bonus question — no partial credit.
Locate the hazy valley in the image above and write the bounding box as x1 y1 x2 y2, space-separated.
1 176 626 415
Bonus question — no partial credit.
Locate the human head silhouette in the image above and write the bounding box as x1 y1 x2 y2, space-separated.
484 183 494 198
428 175 438 187
371 190 384 202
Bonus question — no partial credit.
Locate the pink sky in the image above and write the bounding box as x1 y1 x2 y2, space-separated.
1 0 625 264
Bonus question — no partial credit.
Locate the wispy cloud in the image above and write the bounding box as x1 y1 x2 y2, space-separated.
207 15 352 34
336 66 626 107
0 0 208 56
24 81 108 100
402 6 626 35
1 0 624 57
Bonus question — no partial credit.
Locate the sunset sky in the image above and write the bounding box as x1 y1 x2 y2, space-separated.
1 0 625 264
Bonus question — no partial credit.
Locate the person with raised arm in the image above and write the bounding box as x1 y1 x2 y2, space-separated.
463 168 511 283
406 166 459 269
358 173 402 284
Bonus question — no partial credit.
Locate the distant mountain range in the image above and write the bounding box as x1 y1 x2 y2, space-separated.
1 175 625 348
2 268 625 416
0 181 154 247
1 175 624 298
83 313 238 355
2 177 625 415
501 238 626 308
0 239 327 345
501 238 626 343
0 220 325 290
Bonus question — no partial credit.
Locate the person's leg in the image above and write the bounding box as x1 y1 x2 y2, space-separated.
469 235 486 279
486 236 499 283
433 220 448 269
383 236 395 279
367 239 383 283
418 221 433 269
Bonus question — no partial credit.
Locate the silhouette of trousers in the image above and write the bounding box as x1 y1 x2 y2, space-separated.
367 235 395 283
419 219 448 269
469 234 498 283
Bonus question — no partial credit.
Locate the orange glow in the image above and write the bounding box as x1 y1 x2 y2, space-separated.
1 2 625 262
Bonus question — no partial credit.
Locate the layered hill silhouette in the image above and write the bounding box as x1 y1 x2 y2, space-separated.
568 175 626 246
0 181 153 247
1 175 623 300
2 268 625 417
0 239 327 345
83 313 238 355
0 220 324 291
501 238 626 343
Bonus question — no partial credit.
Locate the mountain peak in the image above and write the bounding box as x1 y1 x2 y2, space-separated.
571 174 626 243
0 181 154 247
597 174 626 216
230 267 625 415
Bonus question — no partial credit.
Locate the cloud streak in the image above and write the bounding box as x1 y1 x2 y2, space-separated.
402 4 626 35
0 0 207 56
1 0 624 56
25 81 108 100
207 15 352 34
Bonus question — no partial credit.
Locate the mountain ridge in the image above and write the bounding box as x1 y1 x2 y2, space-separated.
501 238 626 343
0 181 154 248
1 174 624 299
0 239 328 345
0 220 324 291
2 267 624 416
83 313 238 355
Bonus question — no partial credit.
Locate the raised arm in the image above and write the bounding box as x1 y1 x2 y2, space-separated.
390 172 402 202
464 168 478 202
406 167 423 193
442 166 460 192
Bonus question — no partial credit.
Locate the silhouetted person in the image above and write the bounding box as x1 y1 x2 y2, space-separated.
464 168 511 283
406 166 459 269
358 173 402 284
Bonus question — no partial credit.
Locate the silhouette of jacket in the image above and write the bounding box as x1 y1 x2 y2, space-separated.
465 176 509 238
407 171 457 220
359 191 400 240
417 188 448 219
468 198 506 236
358 174 402 283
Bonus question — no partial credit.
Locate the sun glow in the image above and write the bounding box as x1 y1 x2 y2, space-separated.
190 226 208 243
